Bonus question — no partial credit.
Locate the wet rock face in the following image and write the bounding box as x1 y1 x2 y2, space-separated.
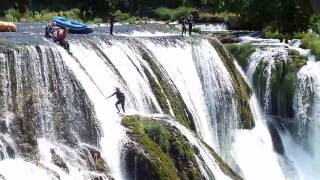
9 115 38 160
122 142 162 180
50 149 69 174
121 115 204 180
0 121 7 134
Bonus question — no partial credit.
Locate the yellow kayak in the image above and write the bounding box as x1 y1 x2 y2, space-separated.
0 21 16 32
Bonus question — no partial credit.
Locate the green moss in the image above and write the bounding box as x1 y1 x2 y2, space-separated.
301 33 320 60
225 43 255 69
122 115 180 180
136 44 196 131
143 68 170 114
252 50 307 117
201 141 243 180
209 38 255 129
122 115 203 180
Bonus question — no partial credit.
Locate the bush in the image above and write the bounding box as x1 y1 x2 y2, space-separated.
225 43 255 68
154 7 173 21
115 10 130 22
301 33 320 59
309 14 320 34
192 27 201 33
154 7 192 21
4 8 83 22
4 8 22 21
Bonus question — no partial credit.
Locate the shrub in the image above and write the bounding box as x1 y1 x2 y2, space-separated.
301 33 320 59
225 43 255 68
115 10 130 22
171 7 192 21
192 27 201 33
309 14 320 34
4 8 22 21
154 7 192 21
154 7 173 21
4 8 82 22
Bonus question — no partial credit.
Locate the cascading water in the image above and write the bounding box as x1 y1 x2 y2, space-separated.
290 59 320 179
139 38 239 162
0 26 294 180
246 47 288 113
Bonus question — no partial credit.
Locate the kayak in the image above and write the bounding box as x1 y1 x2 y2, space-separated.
0 21 16 32
53 16 94 34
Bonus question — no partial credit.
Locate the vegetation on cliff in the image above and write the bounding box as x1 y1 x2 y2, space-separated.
209 38 255 129
136 42 196 131
121 115 242 180
225 43 255 69
252 49 307 117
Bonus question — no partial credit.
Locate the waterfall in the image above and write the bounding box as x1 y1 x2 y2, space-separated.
247 47 288 113
0 32 293 180
139 38 238 161
292 60 320 178
231 96 286 180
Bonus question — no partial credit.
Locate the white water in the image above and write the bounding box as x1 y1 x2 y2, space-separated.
57 43 127 179
293 60 320 176
195 23 228 32
232 96 286 180
247 47 288 112
149 114 232 180
140 38 239 162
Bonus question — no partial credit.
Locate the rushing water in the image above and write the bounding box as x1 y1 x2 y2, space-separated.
1 25 313 180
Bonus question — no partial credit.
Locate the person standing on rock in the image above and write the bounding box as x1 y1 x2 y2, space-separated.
109 13 115 35
187 15 194 36
181 16 187 36
107 87 125 113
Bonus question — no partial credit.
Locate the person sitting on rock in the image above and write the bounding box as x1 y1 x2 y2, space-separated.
107 87 125 113
50 149 69 174
57 27 70 51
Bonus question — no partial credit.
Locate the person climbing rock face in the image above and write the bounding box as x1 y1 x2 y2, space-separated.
107 87 125 113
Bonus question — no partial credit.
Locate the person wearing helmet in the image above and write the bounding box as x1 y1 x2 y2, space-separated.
107 87 125 113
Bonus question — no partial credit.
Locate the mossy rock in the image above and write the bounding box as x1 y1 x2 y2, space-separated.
208 38 255 129
225 43 255 69
134 41 196 131
121 115 243 180
121 115 201 180
252 49 307 118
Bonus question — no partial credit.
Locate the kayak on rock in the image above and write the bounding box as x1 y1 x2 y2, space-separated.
53 16 94 34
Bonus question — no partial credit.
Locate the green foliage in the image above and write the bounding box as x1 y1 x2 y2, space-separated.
301 33 320 59
309 14 320 34
154 7 192 21
225 43 255 69
115 10 130 22
4 8 83 22
192 27 201 33
122 115 201 180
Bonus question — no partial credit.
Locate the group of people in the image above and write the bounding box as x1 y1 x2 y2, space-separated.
45 22 70 51
181 15 194 36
